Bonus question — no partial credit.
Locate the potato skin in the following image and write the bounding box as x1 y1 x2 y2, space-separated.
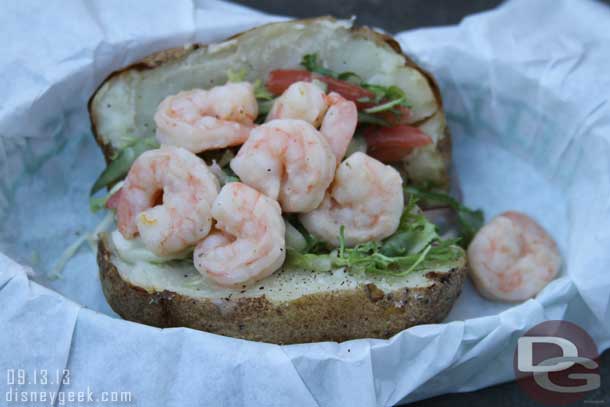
98 237 466 344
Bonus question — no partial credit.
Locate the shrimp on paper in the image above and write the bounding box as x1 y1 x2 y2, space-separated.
194 182 286 288
230 119 336 213
300 152 404 247
154 82 258 153
467 211 561 302
116 146 219 255
267 81 357 163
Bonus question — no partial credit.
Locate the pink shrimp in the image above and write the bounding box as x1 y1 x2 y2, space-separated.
194 182 285 288
266 81 357 163
230 119 336 213
154 82 258 153
299 152 404 246
116 146 219 255
467 211 561 302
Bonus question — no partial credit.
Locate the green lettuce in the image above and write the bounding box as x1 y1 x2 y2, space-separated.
300 53 339 78
285 199 464 276
90 136 159 195
405 185 484 247
300 53 411 114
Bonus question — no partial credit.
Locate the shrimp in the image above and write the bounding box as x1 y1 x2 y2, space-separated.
154 82 258 153
230 119 336 213
116 145 219 256
267 81 357 163
319 92 359 163
467 211 561 302
267 81 328 127
194 182 285 288
300 152 404 247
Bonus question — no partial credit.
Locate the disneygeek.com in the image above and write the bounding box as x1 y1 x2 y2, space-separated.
5 369 132 406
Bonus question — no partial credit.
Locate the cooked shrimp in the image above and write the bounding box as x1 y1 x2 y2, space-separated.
230 119 336 213
154 82 258 153
194 182 285 288
300 152 404 246
267 81 357 163
467 211 561 302
267 81 328 127
116 146 219 255
319 92 358 163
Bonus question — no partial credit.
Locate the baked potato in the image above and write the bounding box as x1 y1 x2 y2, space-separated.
89 17 466 344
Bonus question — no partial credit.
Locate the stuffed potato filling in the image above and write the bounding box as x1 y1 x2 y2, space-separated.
92 54 466 288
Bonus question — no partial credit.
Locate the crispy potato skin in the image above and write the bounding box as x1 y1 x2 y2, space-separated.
98 236 466 344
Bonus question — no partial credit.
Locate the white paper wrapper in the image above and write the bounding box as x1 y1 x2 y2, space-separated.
1 0 609 405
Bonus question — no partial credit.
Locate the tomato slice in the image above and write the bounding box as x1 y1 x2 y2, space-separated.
266 69 411 124
266 70 313 95
266 69 375 101
377 105 411 126
364 125 432 162
317 76 375 102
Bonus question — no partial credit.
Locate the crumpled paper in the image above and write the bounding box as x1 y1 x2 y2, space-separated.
1 0 609 405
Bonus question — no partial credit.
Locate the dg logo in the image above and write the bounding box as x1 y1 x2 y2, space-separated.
513 320 601 405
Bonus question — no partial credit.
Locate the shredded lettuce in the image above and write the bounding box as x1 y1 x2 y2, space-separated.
90 136 159 195
49 211 115 279
405 185 484 247
300 53 338 78
226 68 248 83
357 112 392 127
216 149 235 167
380 199 438 257
337 71 362 83
300 53 412 114
285 250 335 273
285 216 329 254
111 230 191 264
90 180 124 213
361 84 410 106
89 196 108 213
256 100 274 119
253 79 274 101
284 221 308 252
285 199 464 276
363 97 407 114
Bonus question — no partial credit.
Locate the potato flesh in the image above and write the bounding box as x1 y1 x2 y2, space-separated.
109 241 462 303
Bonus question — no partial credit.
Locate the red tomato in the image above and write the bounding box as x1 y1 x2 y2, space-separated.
266 69 411 124
316 76 375 102
266 70 313 95
377 105 411 126
364 125 432 162
105 188 123 210
266 69 374 101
